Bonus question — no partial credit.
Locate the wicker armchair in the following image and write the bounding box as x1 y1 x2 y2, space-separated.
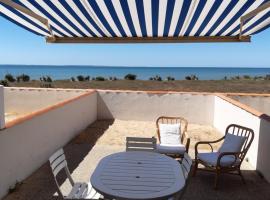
193 124 254 189
156 116 190 158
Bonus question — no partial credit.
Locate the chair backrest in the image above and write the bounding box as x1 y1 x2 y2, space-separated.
156 116 188 143
176 153 193 200
225 124 254 164
126 137 157 152
49 148 74 199
181 152 193 180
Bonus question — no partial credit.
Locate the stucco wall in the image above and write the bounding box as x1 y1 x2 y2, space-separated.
228 95 270 116
257 118 270 182
4 87 88 114
0 85 4 129
0 91 97 199
213 95 268 180
97 90 215 125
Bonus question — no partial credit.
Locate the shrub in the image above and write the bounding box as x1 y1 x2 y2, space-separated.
85 76 90 81
109 76 118 81
71 77 76 82
0 80 9 87
185 74 198 80
22 74 30 82
40 76 52 82
167 76 175 81
243 75 251 79
265 75 270 80
5 74 16 82
95 76 105 81
124 74 137 80
77 75 85 81
149 75 162 81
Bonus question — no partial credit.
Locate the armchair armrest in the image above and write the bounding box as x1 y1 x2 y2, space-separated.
183 131 190 153
217 152 240 168
195 137 225 157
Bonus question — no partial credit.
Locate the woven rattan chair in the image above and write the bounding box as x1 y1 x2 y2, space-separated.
156 116 190 158
193 124 254 189
126 137 157 152
49 149 101 199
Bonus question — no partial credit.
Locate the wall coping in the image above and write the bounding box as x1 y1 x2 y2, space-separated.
3 90 96 129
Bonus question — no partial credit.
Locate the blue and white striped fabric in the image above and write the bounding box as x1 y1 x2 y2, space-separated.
0 0 270 38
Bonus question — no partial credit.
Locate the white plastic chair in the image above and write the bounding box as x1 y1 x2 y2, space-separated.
126 137 157 152
169 152 193 200
49 149 101 199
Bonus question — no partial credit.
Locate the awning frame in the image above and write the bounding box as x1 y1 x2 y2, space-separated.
1 0 269 44
239 1 270 40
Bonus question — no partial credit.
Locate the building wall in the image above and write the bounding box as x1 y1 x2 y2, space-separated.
228 95 270 116
0 91 97 199
213 95 270 182
4 87 88 114
0 86 4 129
97 90 215 125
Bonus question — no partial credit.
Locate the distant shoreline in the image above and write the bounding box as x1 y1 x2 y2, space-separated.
1 65 270 80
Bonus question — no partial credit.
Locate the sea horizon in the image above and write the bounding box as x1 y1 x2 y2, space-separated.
1 65 270 80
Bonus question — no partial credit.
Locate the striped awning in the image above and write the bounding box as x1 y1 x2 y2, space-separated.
0 0 270 43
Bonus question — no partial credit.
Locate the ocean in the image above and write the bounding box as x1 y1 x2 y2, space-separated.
0 65 270 80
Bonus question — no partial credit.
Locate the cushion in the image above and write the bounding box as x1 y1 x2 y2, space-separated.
219 134 246 153
156 144 186 155
159 123 181 145
198 152 240 167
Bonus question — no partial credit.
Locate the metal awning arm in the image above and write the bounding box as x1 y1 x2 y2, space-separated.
239 1 270 39
0 0 54 39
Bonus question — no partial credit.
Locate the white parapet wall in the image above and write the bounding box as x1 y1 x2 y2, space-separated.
4 87 89 114
228 94 270 116
213 95 270 182
0 90 97 199
97 90 215 125
0 85 5 129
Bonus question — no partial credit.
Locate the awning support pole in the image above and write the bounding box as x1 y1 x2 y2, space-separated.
239 1 270 40
0 0 55 40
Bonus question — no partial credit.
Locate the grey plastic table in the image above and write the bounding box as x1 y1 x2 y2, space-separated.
90 151 185 200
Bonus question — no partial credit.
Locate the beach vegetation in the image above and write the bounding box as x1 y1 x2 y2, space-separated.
185 75 199 80
95 76 106 81
243 75 251 79
124 74 137 80
109 76 118 81
40 76 52 82
5 74 16 82
71 77 76 82
265 75 270 80
77 75 90 81
167 76 175 81
0 80 9 87
77 75 85 81
85 76 90 81
149 75 162 81
16 74 30 82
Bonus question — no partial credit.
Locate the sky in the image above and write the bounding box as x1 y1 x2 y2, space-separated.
0 16 270 68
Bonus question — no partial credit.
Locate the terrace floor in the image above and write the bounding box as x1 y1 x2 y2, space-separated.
4 120 270 200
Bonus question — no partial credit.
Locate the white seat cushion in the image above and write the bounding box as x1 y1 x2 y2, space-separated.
198 152 240 167
219 134 246 153
156 144 186 155
159 123 181 145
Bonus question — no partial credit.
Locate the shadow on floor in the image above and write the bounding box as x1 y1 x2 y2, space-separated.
3 120 270 200
3 120 114 200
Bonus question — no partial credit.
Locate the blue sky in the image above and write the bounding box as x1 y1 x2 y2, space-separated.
0 16 270 68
